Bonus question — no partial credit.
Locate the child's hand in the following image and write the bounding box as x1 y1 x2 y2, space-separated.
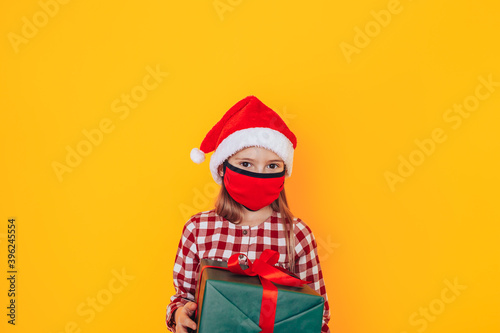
174 301 197 333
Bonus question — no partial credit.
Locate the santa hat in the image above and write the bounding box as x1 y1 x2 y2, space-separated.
190 95 297 185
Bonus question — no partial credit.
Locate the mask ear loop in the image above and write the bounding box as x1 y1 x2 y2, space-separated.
221 160 228 179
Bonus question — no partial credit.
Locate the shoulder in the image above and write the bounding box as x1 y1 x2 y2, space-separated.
178 210 220 251
185 209 217 222
291 216 315 240
183 209 220 230
290 216 319 256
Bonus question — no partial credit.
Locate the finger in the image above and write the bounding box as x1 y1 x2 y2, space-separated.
186 301 197 310
181 317 197 331
186 318 197 330
176 323 188 333
184 302 198 316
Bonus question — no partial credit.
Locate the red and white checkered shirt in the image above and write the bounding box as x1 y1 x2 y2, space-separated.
166 208 330 332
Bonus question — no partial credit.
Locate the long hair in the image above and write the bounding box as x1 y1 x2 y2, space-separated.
214 165 296 272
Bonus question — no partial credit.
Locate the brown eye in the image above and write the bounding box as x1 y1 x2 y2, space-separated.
241 162 250 167
268 163 278 169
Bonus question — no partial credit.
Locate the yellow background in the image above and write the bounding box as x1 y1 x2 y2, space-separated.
1 0 499 332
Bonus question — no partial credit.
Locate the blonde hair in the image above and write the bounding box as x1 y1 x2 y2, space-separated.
214 164 296 272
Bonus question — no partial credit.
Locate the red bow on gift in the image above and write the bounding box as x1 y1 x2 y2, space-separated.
197 249 311 333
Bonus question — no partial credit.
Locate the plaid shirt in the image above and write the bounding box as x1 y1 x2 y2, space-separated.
166 209 330 332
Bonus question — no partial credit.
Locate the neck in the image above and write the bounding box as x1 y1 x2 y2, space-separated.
238 205 273 226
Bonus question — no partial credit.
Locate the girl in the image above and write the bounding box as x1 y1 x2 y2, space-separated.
166 95 330 333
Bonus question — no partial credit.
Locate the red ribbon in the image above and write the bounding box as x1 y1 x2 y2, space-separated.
196 249 311 333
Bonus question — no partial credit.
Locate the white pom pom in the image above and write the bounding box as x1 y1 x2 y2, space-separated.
190 148 205 164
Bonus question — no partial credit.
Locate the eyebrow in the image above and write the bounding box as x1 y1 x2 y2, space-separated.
234 158 283 163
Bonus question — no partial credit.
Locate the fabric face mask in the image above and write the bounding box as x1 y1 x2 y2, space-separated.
222 160 285 211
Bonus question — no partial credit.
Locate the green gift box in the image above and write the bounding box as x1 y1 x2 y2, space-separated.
194 257 324 333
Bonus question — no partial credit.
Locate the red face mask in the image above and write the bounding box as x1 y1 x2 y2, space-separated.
222 160 285 211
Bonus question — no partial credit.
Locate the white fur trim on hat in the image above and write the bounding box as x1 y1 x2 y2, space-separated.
209 127 295 185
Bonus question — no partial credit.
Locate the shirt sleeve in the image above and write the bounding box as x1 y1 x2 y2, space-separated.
294 221 331 333
166 218 199 332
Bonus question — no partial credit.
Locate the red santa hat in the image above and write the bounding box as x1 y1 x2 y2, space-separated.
190 95 297 185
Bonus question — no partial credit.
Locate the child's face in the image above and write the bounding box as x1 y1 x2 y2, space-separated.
218 146 285 177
